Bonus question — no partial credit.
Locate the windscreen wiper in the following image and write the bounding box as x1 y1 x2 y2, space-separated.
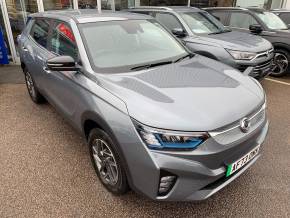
208 31 223 35
209 29 232 35
130 61 173 71
174 53 194 63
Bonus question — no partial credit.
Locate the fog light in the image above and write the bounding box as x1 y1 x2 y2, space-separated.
158 174 177 196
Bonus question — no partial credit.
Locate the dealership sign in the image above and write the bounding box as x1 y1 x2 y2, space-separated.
0 27 9 64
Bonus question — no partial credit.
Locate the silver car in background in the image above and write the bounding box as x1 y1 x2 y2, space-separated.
128 6 274 79
18 10 268 201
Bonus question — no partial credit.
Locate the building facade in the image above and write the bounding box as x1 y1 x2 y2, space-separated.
0 0 289 64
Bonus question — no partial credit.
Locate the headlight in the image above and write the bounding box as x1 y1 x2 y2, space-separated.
133 120 209 150
226 49 257 60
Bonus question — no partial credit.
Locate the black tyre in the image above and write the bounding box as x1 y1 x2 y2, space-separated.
24 68 45 104
271 49 290 77
88 128 129 195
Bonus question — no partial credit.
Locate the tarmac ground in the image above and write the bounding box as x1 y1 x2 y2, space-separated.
0 66 289 217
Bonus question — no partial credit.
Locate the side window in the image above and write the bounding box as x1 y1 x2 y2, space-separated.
49 21 78 60
280 13 290 25
229 12 258 29
210 11 228 25
30 19 50 48
155 13 183 31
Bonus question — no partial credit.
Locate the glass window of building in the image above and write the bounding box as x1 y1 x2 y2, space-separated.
78 0 97 9
114 0 134 10
140 0 188 6
43 0 74 11
5 0 38 56
0 6 11 58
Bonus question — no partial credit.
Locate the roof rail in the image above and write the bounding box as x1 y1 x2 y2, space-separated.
204 7 248 11
128 6 173 11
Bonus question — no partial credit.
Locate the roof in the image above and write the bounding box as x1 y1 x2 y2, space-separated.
129 6 203 13
29 9 151 23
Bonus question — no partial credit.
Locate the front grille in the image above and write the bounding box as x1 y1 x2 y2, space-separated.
238 59 273 74
210 104 266 145
253 59 273 72
255 48 274 60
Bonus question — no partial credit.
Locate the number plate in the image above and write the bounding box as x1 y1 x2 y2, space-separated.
226 145 260 177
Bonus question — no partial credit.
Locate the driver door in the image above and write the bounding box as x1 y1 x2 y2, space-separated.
44 19 80 121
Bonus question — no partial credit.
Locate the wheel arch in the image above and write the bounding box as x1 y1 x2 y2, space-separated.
272 42 290 53
81 111 134 190
21 61 26 72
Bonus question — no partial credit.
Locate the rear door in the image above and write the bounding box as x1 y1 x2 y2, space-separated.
26 18 53 92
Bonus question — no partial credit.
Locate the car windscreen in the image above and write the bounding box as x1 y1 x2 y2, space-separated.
78 19 188 73
255 11 288 30
180 12 228 34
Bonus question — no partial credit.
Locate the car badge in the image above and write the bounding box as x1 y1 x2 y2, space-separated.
240 118 251 133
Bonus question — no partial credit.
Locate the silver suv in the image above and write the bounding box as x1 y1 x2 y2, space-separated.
128 6 274 79
18 10 268 201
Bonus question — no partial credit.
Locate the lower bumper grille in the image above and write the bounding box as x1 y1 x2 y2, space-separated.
238 59 273 77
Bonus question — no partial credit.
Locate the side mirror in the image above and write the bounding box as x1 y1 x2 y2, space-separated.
249 24 263 34
172 28 186 38
46 56 78 71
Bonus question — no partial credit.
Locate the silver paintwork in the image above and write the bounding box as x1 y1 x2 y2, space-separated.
18 10 269 201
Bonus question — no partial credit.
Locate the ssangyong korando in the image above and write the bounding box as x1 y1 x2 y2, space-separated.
18 10 268 201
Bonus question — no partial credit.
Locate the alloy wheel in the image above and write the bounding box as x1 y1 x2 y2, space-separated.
92 139 119 186
272 52 289 76
25 71 36 99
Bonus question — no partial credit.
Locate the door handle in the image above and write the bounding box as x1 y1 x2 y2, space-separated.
43 66 51 74
22 46 28 52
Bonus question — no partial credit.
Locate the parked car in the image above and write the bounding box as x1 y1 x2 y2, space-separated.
18 10 268 201
128 6 274 79
272 9 290 26
205 7 290 77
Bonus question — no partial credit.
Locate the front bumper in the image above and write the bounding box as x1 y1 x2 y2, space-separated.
112 104 268 201
221 55 274 79
148 121 268 201
237 59 274 80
